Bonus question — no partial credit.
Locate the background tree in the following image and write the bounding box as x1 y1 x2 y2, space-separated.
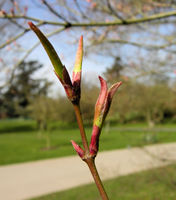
134 83 174 127
0 60 51 118
54 96 76 124
103 56 175 126
81 82 99 124
104 57 123 83
28 95 57 149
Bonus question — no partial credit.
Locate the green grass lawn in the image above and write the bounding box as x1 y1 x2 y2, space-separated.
32 163 176 200
0 119 176 165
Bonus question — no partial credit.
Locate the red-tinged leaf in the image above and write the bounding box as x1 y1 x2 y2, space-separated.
89 125 101 156
108 81 122 100
94 76 108 127
90 78 122 155
71 140 84 158
103 81 122 120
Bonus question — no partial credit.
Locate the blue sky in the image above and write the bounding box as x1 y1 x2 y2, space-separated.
18 0 115 96
1 0 176 94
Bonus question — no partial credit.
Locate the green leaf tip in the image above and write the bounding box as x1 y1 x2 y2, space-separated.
28 21 64 79
74 35 83 73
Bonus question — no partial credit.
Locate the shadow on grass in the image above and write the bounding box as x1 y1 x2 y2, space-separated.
0 119 82 134
0 124 36 134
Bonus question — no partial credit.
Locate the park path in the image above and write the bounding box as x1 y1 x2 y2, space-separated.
1 142 176 200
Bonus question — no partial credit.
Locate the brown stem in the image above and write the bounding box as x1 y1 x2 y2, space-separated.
73 104 89 153
86 158 109 200
73 104 109 199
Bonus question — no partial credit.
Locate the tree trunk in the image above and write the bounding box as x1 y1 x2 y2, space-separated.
146 110 155 128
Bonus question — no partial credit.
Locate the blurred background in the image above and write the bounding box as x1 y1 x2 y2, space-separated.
1 0 176 199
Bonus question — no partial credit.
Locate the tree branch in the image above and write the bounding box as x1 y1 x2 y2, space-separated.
7 17 27 30
106 0 126 22
0 27 66 89
0 14 66 26
75 0 91 20
1 10 176 27
0 21 45 49
42 0 69 23
0 29 28 49
90 38 176 53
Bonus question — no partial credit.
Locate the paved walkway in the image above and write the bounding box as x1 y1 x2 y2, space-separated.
1 142 176 200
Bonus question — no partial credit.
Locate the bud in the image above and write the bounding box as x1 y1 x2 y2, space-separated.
1 10 7 15
93 77 108 127
71 140 84 158
89 76 122 156
24 6 28 15
28 22 83 104
14 1 20 13
72 36 83 83
72 36 83 101
10 8 15 16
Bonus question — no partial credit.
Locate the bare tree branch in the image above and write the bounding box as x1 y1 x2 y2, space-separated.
1 9 176 28
106 0 126 22
42 0 69 23
74 0 91 20
0 26 66 89
102 39 176 50
0 21 45 49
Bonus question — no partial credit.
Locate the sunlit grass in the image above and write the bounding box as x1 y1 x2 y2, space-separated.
0 119 176 165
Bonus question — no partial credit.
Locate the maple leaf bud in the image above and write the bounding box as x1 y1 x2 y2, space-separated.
89 76 122 156
72 36 83 83
72 36 83 100
28 22 82 104
71 140 84 158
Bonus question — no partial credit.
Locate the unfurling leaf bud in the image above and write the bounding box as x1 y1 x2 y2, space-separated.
72 36 83 83
93 76 108 127
28 22 83 105
72 36 83 101
28 22 64 80
89 76 122 156
71 140 84 158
